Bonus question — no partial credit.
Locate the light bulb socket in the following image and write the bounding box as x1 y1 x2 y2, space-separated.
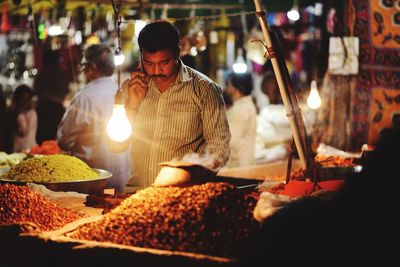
114 89 124 105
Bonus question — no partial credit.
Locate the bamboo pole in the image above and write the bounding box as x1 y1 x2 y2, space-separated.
252 0 313 170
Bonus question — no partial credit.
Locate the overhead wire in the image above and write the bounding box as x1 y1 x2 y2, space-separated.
120 10 257 23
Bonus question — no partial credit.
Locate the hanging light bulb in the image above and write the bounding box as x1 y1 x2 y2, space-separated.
307 80 321 110
107 0 132 143
48 24 64 36
287 9 300 22
114 48 125 66
114 53 125 66
287 0 300 22
189 46 198 56
107 90 132 142
232 48 248 73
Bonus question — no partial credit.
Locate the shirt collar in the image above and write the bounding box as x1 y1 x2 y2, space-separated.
176 59 193 83
234 95 253 104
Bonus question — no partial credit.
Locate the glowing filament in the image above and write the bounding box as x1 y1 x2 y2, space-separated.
107 105 132 142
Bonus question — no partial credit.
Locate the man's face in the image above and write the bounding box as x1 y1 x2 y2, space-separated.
140 49 178 83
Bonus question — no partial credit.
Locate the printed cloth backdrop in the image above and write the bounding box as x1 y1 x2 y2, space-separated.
351 0 400 149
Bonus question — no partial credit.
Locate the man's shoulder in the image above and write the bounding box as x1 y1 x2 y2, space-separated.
69 85 96 105
185 66 216 85
86 78 117 93
179 62 211 83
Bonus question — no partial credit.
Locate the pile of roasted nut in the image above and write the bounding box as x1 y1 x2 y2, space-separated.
69 182 259 258
0 184 83 232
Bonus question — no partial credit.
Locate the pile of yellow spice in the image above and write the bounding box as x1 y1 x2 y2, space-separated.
3 154 99 183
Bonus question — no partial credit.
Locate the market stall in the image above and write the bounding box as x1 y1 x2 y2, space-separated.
1 0 398 265
0 147 363 267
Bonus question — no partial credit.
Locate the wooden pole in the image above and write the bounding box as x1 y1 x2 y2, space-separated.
252 0 313 170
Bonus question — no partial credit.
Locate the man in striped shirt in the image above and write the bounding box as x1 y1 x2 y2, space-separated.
119 21 231 188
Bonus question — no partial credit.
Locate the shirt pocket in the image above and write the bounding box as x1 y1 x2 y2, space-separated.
165 105 201 142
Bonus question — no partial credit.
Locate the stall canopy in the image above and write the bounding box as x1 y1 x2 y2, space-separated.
6 0 324 17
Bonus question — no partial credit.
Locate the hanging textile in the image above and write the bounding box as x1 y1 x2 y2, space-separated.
314 0 400 151
313 74 356 151
351 0 400 148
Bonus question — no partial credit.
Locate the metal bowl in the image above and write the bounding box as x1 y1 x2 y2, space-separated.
0 166 10 176
0 168 112 194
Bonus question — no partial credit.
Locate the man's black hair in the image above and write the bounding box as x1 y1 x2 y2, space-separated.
226 72 253 96
138 21 180 57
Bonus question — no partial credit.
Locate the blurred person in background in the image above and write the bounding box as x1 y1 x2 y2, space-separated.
260 70 292 147
57 44 131 194
9 84 37 152
0 84 8 152
33 49 70 145
224 72 257 168
256 70 316 164
253 71 291 164
261 71 283 106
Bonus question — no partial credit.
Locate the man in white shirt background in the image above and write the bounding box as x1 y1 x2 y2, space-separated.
224 72 258 168
57 44 131 194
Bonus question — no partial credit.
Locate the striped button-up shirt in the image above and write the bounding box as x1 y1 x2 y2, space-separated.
121 61 231 188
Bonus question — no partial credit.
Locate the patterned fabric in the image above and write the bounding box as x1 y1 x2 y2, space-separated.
369 0 400 49
350 0 400 149
368 88 400 142
121 61 231 188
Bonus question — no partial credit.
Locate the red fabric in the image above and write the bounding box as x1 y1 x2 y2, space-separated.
1 4 12 33
350 0 400 150
277 180 345 198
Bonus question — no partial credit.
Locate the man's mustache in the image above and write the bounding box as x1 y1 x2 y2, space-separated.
150 74 167 79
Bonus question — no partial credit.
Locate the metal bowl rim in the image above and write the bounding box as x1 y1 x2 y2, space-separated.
0 168 112 184
320 165 363 173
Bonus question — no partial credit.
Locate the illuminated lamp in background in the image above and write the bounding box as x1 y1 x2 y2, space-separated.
307 80 321 110
232 48 248 73
48 25 64 36
114 48 125 66
189 46 198 56
287 0 300 22
86 34 100 45
209 31 218 44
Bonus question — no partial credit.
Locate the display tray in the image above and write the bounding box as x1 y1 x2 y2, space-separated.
0 229 236 267
0 168 112 194
214 175 262 187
